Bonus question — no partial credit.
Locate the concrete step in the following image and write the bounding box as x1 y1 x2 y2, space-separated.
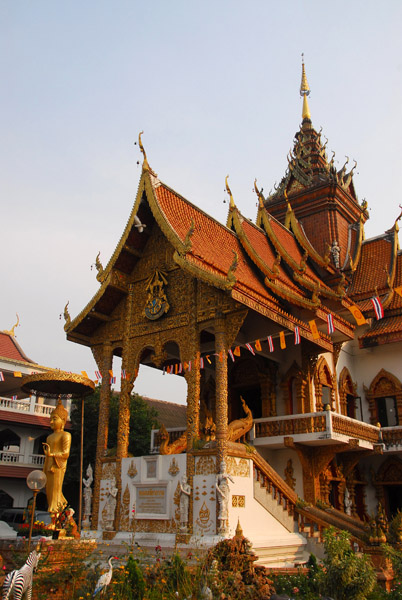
252 534 309 568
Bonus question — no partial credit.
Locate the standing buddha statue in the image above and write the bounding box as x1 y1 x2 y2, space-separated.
42 399 71 514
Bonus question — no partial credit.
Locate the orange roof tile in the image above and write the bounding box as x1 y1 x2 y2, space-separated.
349 236 393 299
154 184 278 304
239 218 306 294
0 333 36 364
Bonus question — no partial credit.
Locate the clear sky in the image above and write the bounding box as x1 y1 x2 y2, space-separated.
2 1 402 404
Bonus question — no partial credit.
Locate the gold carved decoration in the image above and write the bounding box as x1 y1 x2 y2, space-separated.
159 424 187 455
134 519 178 533
226 456 250 478
168 457 180 476
63 302 71 328
102 462 117 481
4 314 19 337
95 251 105 282
284 459 296 490
143 269 170 320
227 396 253 442
183 219 195 254
127 461 138 478
232 495 245 507
120 484 130 530
197 501 210 525
195 455 216 475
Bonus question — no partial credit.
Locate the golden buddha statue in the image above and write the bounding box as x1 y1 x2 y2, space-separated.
42 399 71 514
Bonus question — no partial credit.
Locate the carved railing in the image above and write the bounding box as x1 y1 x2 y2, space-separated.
331 414 379 443
253 411 381 445
382 426 402 448
253 451 297 518
254 412 327 438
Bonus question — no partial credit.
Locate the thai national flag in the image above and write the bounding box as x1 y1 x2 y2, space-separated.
95 370 102 380
294 327 300 345
121 369 127 380
177 363 183 374
200 357 204 369
228 349 235 362
0 372 4 382
267 336 274 352
327 314 335 334
371 296 384 320
245 343 255 356
11 395 17 401
110 376 116 384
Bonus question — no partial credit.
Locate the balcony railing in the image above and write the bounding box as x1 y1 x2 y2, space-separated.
0 396 55 417
253 411 381 446
382 426 402 448
0 451 45 466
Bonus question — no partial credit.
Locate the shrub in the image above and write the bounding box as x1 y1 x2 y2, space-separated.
322 527 376 600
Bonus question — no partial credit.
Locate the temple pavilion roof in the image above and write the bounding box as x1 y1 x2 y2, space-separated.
65 63 402 353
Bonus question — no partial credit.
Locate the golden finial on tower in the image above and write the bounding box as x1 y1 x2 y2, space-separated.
225 175 235 209
138 131 150 171
300 53 311 121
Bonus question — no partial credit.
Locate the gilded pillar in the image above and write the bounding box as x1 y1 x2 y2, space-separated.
91 342 113 529
215 312 228 469
184 279 200 535
115 285 137 531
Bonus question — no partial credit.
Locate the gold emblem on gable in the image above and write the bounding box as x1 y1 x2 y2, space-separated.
143 269 170 320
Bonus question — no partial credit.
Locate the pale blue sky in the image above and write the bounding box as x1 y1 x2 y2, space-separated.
2 1 402 403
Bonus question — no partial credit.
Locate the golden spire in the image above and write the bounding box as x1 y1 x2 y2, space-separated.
138 131 150 171
300 54 311 121
225 175 235 209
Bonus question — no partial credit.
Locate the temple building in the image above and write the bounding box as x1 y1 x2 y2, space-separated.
65 62 402 565
0 322 59 509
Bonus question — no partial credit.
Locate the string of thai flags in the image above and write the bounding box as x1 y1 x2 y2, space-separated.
0 297 387 387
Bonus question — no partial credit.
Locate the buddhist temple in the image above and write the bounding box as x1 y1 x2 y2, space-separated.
65 60 402 565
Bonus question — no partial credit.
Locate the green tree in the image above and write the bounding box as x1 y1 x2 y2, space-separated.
323 527 376 600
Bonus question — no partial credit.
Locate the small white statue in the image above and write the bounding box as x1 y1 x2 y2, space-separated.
344 486 352 516
102 482 118 531
331 239 341 268
179 475 191 532
216 461 234 534
82 463 93 529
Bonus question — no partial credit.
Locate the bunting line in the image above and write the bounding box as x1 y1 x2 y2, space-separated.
371 296 384 320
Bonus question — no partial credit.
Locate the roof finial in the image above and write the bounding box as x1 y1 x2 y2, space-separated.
138 131 150 171
225 175 235 209
300 54 311 121
3 314 19 337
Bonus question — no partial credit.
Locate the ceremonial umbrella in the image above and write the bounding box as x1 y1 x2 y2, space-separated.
21 370 95 532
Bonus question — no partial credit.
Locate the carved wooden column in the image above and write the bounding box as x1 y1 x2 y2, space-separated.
91 341 113 529
215 312 228 469
115 285 137 531
183 279 200 535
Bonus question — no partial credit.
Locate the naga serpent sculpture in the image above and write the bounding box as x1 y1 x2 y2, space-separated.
159 395 253 454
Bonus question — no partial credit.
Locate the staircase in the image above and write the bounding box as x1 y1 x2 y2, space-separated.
250 451 367 565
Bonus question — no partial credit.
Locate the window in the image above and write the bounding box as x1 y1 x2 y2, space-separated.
376 396 398 427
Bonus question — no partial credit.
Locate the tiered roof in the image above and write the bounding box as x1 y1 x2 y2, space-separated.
65 64 402 354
